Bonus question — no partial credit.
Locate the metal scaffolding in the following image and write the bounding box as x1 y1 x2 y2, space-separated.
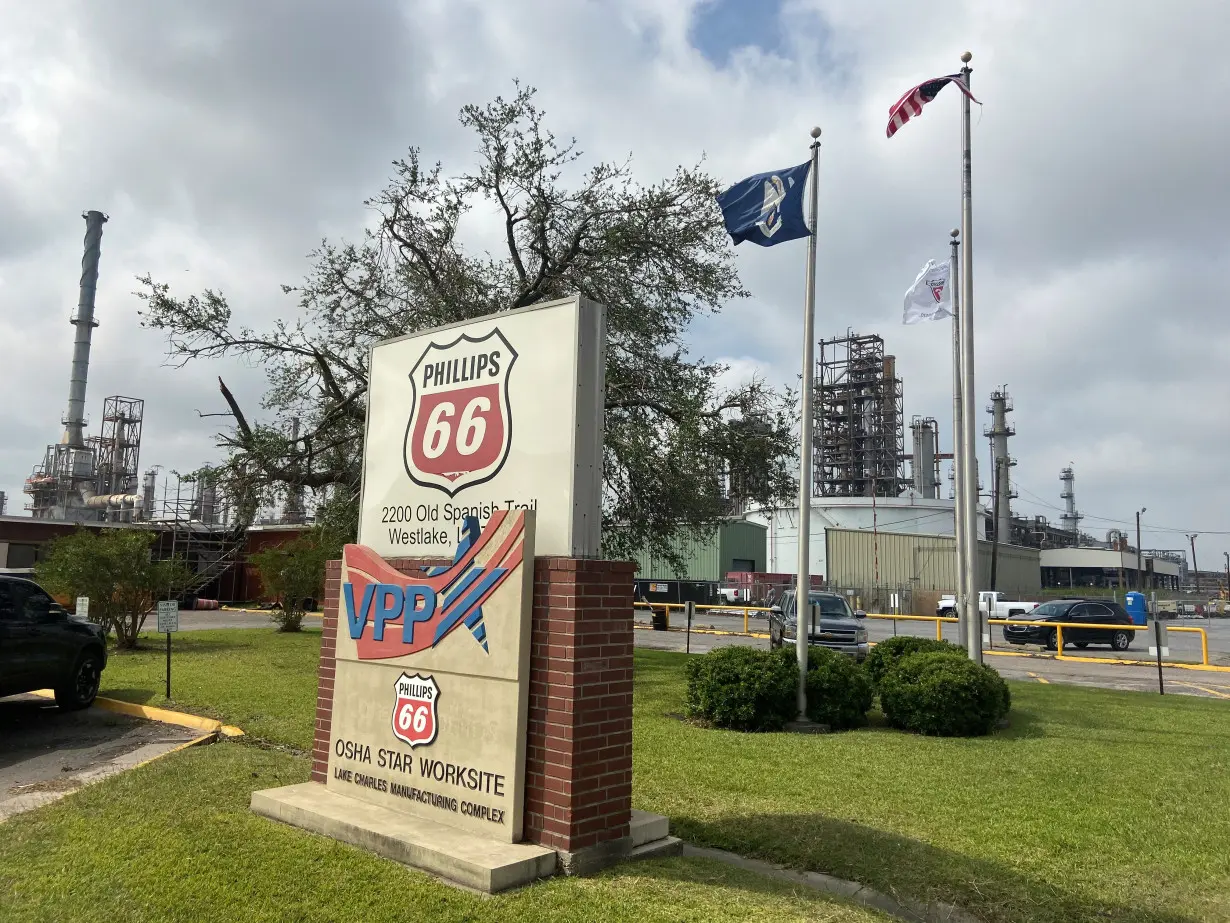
814 332 907 498
148 473 246 599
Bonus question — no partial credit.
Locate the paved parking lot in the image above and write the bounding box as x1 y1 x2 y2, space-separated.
0 695 199 821
633 609 1230 700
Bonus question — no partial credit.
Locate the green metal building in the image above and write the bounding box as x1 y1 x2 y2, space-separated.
630 520 767 581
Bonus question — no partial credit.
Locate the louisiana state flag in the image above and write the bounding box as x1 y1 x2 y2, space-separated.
715 161 812 247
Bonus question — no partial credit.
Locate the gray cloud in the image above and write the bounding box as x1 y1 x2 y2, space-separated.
1 0 1227 567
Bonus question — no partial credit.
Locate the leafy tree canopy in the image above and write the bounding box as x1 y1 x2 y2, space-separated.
137 84 796 573
35 529 192 650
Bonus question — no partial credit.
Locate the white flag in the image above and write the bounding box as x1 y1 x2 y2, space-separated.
903 258 953 325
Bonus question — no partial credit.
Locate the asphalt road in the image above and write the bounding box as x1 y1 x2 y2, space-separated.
0 695 199 820
159 608 1230 700
632 610 1230 700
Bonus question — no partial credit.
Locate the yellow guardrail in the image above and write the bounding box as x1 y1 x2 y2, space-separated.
864 613 1213 667
632 604 1217 670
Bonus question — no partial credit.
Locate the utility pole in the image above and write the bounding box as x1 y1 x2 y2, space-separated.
1223 550 1228 603
1188 534 1199 596
1135 508 1147 591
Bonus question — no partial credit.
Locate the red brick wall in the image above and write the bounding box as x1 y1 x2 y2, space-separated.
311 554 636 857
311 560 341 783
523 558 635 853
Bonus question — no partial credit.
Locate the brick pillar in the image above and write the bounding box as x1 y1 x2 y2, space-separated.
311 553 637 873
311 560 341 783
523 558 636 870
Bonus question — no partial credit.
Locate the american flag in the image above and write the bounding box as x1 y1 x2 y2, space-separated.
886 74 978 138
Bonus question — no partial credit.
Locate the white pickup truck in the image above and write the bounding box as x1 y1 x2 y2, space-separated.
937 591 1039 619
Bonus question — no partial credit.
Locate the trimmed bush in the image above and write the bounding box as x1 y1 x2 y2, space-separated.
863 635 965 688
879 652 1011 737
685 646 798 732
805 648 874 730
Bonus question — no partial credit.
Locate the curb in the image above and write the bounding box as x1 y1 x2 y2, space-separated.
30 691 240 735
680 844 980 923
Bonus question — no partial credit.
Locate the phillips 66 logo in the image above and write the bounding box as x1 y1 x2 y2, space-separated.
403 328 517 497
392 672 439 748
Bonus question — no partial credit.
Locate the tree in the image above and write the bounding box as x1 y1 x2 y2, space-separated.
35 529 192 650
137 84 797 573
249 528 337 632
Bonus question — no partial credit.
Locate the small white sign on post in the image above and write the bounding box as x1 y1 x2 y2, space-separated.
156 600 179 633
75 597 89 619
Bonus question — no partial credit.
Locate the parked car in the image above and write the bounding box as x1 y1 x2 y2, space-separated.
0 576 107 709
768 590 869 661
937 590 1039 619
1001 598 1135 652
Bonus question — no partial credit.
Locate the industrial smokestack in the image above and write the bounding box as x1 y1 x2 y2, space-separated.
61 210 107 448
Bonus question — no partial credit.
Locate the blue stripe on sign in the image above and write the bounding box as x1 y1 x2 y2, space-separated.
443 567 483 609
431 568 506 646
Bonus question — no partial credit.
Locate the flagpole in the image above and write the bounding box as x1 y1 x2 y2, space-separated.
958 51 983 664
795 126 822 719
949 228 966 647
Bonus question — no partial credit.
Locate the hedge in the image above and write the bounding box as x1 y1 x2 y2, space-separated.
879 651 1011 737
863 635 965 688
805 647 874 730
684 646 798 732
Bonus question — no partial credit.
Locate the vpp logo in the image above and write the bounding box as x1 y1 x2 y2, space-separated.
342 510 526 660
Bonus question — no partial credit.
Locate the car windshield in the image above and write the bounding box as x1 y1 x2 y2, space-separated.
1029 601 1071 618
788 594 851 618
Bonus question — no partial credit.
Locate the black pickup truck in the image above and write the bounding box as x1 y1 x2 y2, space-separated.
768 590 870 661
0 576 107 709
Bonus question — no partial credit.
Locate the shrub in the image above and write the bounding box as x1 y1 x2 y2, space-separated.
863 635 965 688
805 648 874 730
879 652 1011 737
685 646 798 732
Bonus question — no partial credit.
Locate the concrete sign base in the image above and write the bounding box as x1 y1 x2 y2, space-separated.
251 783 557 893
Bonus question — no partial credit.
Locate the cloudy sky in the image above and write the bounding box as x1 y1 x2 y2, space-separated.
2 0 1228 569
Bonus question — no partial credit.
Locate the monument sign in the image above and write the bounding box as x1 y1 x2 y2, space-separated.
359 294 605 559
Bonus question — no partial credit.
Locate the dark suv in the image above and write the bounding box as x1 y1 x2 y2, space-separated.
768 590 869 661
0 576 107 709
1001 598 1136 652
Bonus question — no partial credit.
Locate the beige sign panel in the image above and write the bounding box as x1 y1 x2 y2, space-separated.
358 295 605 559
326 509 535 842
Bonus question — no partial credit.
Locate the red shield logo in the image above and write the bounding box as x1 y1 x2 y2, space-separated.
403 328 516 497
392 672 439 748
931 282 945 303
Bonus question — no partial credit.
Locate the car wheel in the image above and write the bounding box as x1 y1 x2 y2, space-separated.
1075 642 1089 649
1111 630 1131 652
1046 629 1060 651
55 651 102 711
769 622 782 649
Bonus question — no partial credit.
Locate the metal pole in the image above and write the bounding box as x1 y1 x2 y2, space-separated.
166 631 172 699
949 229 966 648
794 128 822 718
958 52 982 664
1188 534 1199 596
685 601 694 654
1136 509 1146 591
989 457 1002 591
1153 617 1165 695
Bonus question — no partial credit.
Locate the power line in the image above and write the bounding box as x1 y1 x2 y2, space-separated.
1013 481 1230 537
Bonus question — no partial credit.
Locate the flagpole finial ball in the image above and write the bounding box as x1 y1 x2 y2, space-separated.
961 51 972 63
810 126 822 139
950 228 960 238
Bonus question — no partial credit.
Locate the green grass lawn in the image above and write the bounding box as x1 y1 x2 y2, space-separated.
634 649 1230 923
15 628 1230 923
0 743 887 923
100 628 321 749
